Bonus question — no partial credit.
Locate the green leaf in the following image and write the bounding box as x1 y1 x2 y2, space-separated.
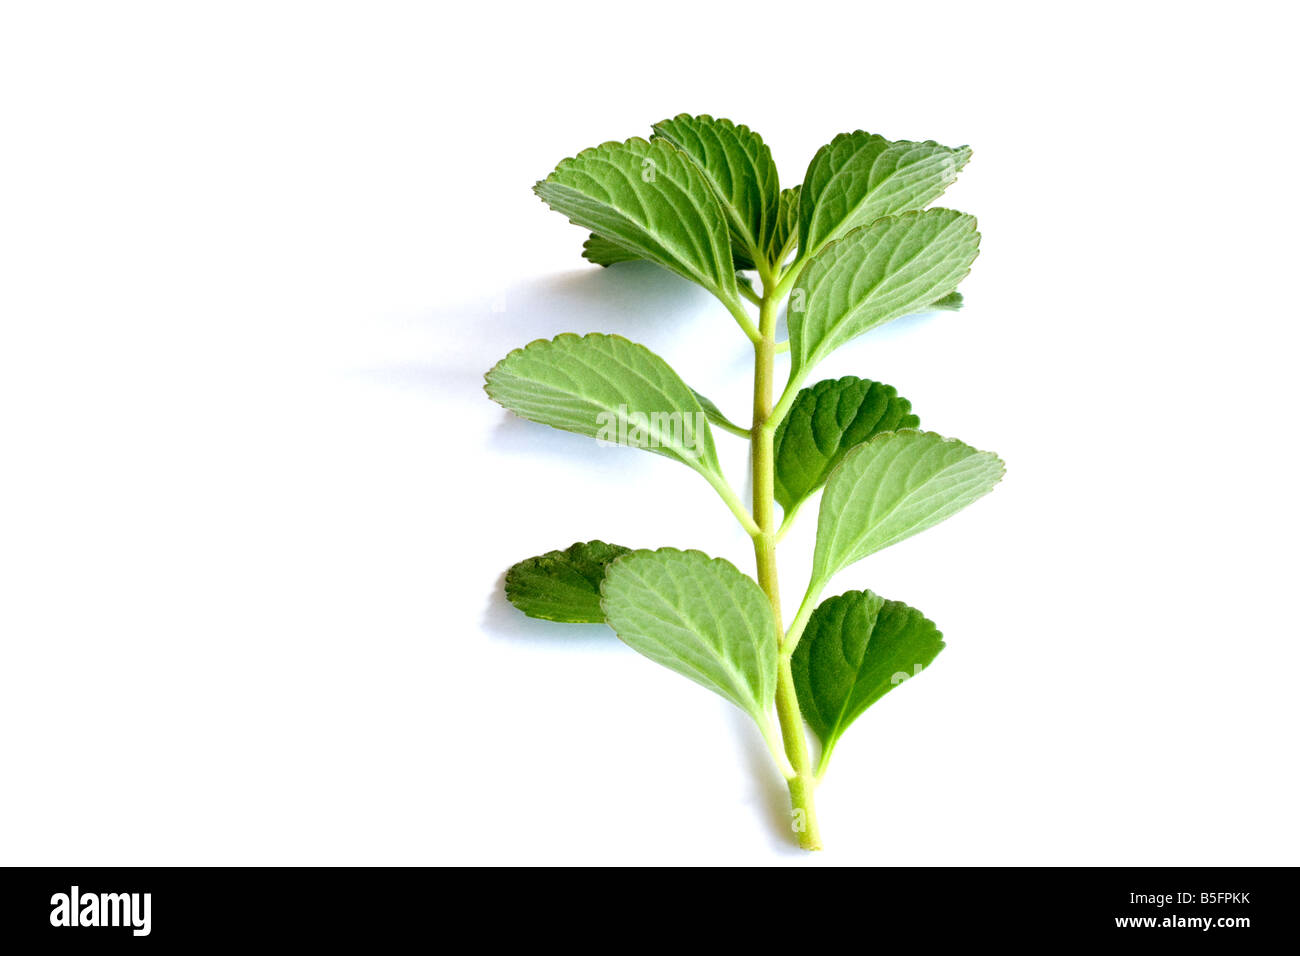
583 232 759 275
788 209 980 378
652 114 781 265
768 185 801 263
791 589 945 768
534 137 739 303
929 291 964 311
582 233 640 267
484 332 720 477
799 131 971 256
505 541 632 623
600 548 778 727
691 388 749 438
773 376 919 512
812 430 1003 587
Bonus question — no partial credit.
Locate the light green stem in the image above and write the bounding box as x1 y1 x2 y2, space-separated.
783 580 824 657
752 291 822 851
725 294 762 343
702 468 761 536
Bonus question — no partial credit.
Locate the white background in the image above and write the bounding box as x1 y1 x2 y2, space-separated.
2 1 1297 865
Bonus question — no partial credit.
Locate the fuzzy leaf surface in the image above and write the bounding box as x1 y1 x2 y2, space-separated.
652 113 781 263
504 541 632 623
581 233 640 266
535 138 738 302
812 430 1003 586
774 377 919 512
484 333 720 476
769 185 801 263
791 589 945 762
601 548 778 725
799 131 971 256
788 209 979 378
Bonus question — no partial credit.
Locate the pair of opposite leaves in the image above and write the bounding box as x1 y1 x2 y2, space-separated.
488 115 1001 760
536 114 979 384
504 426 1002 762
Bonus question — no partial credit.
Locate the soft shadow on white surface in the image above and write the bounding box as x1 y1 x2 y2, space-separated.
353 262 756 409
726 707 816 859
483 568 809 858
487 410 635 472
481 569 624 649
355 361 485 396
513 263 704 337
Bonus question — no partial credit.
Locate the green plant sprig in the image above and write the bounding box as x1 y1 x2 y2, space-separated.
487 114 1004 850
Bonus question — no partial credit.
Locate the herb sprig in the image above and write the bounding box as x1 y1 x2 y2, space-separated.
486 115 1003 849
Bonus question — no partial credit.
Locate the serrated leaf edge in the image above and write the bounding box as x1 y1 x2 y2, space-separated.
597 547 776 715
813 428 1006 584
504 539 631 624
